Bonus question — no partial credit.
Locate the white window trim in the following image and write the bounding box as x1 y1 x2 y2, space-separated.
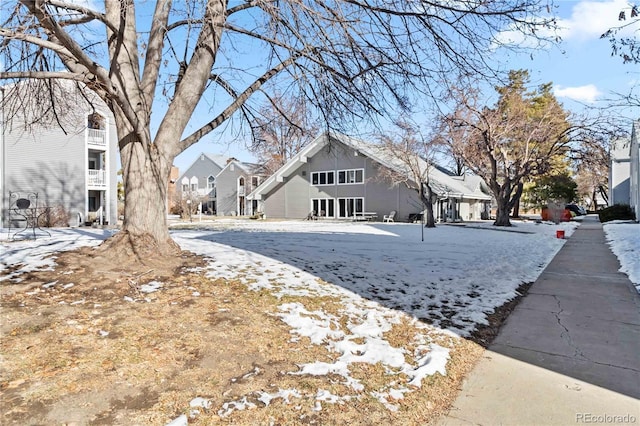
311 198 335 218
337 168 364 185
337 197 364 218
310 170 335 186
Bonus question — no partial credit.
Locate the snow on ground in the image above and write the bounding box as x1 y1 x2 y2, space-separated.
603 221 640 291
170 219 579 336
0 228 114 282
9 218 640 421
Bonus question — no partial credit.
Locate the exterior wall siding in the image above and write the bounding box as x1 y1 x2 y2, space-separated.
610 160 631 205
178 155 225 198
263 185 286 218
631 122 639 221
609 139 631 206
1 80 120 228
286 171 313 219
4 124 86 221
216 166 241 216
106 120 118 223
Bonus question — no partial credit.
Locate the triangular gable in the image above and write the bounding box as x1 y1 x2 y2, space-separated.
330 132 491 200
248 131 491 201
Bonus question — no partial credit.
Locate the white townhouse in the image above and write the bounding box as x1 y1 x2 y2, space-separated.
1 80 118 229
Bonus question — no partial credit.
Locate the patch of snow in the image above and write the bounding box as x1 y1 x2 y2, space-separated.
0 228 113 281
164 414 187 426
405 344 450 387
139 280 163 293
315 389 351 404
603 222 640 291
218 396 257 418
189 397 212 409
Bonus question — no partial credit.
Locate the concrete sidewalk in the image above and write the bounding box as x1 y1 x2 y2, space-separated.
437 216 640 425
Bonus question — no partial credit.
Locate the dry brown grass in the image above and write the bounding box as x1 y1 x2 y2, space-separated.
1 248 485 425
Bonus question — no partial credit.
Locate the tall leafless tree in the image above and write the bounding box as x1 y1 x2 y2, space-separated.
378 121 438 228
571 134 614 210
0 0 557 260
249 93 319 176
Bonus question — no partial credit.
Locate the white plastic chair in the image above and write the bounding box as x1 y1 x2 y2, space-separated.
383 211 396 222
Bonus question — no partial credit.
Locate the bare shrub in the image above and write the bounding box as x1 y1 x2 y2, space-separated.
38 205 70 228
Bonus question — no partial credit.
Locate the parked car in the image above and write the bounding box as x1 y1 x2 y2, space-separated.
565 204 586 216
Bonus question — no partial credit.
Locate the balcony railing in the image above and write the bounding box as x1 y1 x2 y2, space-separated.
88 169 106 187
87 128 106 147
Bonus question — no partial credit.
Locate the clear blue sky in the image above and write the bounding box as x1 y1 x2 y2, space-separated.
173 0 640 172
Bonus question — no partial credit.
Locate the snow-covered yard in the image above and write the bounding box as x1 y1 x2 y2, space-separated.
0 219 586 336
170 219 581 336
2 218 638 423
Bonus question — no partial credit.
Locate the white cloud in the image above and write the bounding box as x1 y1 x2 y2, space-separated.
554 84 602 103
556 0 634 41
494 0 633 48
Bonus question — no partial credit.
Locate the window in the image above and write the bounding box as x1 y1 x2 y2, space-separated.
337 169 364 184
191 183 198 192
312 199 335 218
338 198 364 218
181 177 190 194
207 176 215 190
311 171 335 186
251 176 259 187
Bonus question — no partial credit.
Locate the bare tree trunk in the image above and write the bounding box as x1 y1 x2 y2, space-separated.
422 183 436 228
492 181 513 226
100 135 180 259
494 198 512 226
511 182 524 218
598 185 609 207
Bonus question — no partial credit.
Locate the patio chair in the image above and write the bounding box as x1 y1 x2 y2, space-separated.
383 210 396 222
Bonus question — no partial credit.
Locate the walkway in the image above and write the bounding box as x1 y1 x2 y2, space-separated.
437 216 640 425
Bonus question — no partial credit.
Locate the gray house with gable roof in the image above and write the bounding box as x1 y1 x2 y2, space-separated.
247 132 492 221
177 152 229 214
215 159 267 216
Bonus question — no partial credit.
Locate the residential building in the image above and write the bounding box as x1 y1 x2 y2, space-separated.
247 132 492 221
609 137 631 206
215 159 267 216
177 153 229 214
1 81 118 228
